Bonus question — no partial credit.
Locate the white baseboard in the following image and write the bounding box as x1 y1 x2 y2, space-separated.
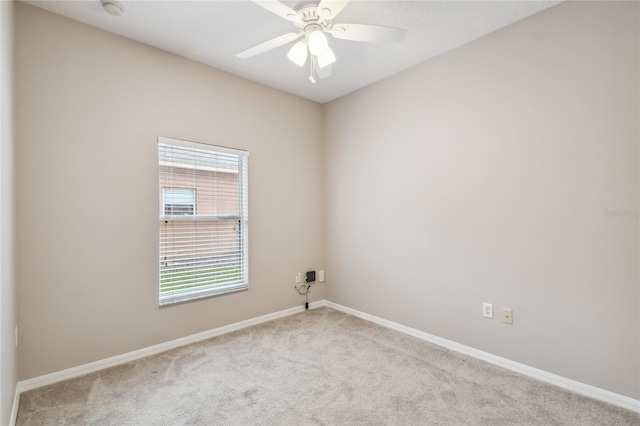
11 298 638 425
325 300 640 414
9 384 19 426
11 301 325 425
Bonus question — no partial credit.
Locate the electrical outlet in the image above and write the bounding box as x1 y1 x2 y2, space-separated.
483 303 493 319
295 273 301 283
502 308 513 324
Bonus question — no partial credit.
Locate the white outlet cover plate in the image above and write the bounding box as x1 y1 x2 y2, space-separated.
483 303 493 318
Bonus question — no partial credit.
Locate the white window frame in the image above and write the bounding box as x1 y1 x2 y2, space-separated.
158 136 249 306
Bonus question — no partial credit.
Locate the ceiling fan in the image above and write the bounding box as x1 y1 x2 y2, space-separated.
237 0 406 83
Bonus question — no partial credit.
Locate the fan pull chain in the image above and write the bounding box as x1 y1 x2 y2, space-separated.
309 57 317 84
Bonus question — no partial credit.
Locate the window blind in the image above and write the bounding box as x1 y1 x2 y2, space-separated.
158 137 249 305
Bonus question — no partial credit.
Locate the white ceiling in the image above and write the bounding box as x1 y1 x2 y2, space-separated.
24 0 561 104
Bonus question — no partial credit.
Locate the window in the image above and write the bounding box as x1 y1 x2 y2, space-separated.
158 137 249 305
162 188 195 216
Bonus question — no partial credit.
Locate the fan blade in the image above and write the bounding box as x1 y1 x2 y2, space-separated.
237 32 303 59
253 1 301 23
328 24 406 43
316 0 350 19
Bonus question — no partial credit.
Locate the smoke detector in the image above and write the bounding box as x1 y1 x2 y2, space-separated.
101 0 124 16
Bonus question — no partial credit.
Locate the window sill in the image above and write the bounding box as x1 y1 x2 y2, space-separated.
159 282 248 307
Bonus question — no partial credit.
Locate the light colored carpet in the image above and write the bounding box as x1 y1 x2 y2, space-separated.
17 307 639 425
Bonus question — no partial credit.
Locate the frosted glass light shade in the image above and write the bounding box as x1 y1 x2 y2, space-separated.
287 41 308 67
308 31 328 56
317 47 336 68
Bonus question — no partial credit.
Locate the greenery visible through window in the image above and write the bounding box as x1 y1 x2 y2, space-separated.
158 137 249 305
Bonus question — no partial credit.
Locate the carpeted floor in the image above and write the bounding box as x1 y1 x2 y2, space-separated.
17 307 639 425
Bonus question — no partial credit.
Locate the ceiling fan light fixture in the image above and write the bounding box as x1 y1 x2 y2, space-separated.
287 41 308 67
238 0 407 83
308 30 328 56
316 46 336 68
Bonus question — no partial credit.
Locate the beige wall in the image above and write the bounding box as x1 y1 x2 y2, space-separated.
324 1 639 399
0 0 17 423
15 3 326 380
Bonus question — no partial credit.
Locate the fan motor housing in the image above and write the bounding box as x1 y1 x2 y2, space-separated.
295 5 332 32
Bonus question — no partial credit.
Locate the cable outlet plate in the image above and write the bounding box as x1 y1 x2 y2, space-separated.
502 308 513 324
483 303 493 319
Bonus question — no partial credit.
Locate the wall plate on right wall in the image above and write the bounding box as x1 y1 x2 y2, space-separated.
502 308 513 325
